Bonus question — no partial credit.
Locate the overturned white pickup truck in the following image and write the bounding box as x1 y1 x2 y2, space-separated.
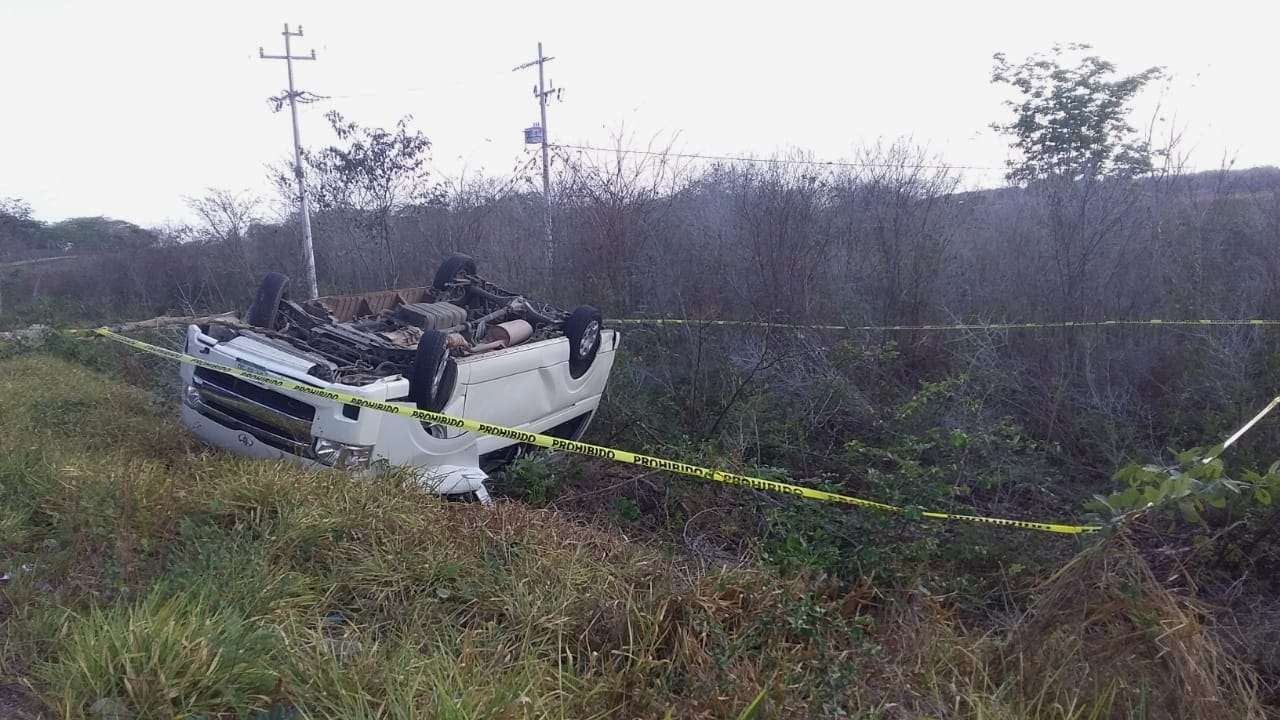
178 254 619 502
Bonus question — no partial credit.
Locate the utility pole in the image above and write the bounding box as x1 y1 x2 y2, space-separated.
513 42 561 275
260 24 320 299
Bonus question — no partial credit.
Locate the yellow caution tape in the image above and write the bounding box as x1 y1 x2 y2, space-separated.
614 318 1280 332
1207 394 1280 461
94 327 1103 534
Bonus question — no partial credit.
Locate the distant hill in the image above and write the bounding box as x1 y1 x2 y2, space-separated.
0 211 161 262
951 165 1280 206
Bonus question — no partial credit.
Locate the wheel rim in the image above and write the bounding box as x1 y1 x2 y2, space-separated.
578 321 600 357
431 354 449 397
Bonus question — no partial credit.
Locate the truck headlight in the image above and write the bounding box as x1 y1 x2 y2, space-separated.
183 384 202 409
311 438 375 469
313 438 343 465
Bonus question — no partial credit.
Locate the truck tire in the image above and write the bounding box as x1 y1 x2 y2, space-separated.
247 272 290 329
432 254 477 291
410 330 456 413
565 305 603 379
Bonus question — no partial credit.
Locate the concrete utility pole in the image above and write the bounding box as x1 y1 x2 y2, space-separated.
513 42 561 275
259 24 320 299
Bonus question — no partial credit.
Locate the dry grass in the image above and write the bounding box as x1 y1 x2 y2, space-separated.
0 353 1273 719
992 533 1267 719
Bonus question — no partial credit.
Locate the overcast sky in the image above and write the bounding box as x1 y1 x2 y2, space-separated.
1 0 1275 227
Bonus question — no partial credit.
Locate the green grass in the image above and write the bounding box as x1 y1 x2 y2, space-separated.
37 589 279 717
0 353 1268 719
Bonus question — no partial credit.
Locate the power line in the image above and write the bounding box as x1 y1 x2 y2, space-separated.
432 153 539 199
324 88 432 100
259 23 320 300
323 67 518 100
552 143 1007 172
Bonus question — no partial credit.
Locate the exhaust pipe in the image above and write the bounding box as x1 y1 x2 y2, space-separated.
464 319 534 354
489 319 533 346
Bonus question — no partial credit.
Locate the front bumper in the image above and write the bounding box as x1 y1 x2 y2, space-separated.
179 400 488 496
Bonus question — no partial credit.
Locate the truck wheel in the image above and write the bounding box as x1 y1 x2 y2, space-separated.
432 253 477 290
247 272 290 329
410 330 456 413
565 305 603 379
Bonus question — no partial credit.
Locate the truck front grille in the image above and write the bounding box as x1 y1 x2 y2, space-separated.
191 367 316 455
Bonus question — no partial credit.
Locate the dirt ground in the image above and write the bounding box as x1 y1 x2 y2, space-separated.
0 684 45 720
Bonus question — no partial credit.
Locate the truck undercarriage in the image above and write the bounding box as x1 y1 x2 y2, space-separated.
211 255 601 389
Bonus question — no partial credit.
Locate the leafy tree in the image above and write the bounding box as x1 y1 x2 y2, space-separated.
992 43 1164 185
47 217 159 253
277 111 440 289
990 44 1165 317
0 198 56 259
311 111 436 212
